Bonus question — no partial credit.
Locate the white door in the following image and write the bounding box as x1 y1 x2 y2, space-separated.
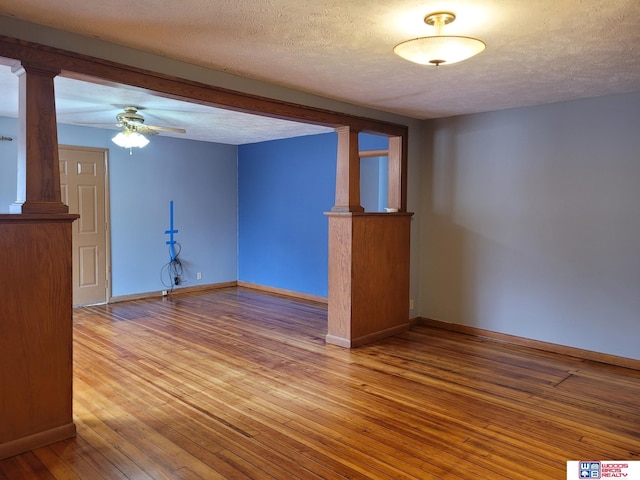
59 146 110 306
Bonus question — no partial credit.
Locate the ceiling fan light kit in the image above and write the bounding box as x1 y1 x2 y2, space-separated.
394 12 485 66
109 106 186 153
112 128 150 149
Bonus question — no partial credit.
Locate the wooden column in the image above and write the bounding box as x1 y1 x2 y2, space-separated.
332 127 364 213
0 215 77 459
10 62 68 214
387 135 407 212
0 59 77 460
326 128 413 347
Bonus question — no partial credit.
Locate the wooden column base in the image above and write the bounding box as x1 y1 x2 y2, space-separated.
0 423 76 460
326 323 411 348
10 201 69 214
325 212 413 348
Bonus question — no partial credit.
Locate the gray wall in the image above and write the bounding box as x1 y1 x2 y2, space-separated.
420 92 640 360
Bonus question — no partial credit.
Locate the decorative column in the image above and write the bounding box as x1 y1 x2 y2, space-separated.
326 130 413 347
0 60 77 460
10 62 68 214
387 135 407 212
332 126 364 213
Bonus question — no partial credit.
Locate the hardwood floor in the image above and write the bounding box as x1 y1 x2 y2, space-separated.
1 287 638 479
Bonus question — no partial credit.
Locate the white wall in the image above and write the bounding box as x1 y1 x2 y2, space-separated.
420 92 640 360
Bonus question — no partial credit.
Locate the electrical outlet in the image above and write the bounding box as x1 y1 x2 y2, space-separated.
197 272 202 280
409 299 415 310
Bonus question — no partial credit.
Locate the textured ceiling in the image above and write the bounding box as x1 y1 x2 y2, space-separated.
0 0 639 143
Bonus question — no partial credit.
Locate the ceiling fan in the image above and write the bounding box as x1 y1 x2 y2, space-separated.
114 106 187 136
108 106 186 153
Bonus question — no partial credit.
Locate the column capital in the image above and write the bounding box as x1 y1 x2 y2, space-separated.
12 61 61 78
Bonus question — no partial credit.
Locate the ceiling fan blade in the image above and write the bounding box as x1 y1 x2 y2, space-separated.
135 126 160 135
145 124 187 134
74 122 119 127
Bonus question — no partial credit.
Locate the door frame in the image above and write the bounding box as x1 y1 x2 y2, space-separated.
60 144 112 305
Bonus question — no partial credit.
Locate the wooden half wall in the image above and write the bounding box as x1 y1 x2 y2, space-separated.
326 212 412 347
0 215 77 459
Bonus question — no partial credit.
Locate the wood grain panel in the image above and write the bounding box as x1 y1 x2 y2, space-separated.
326 214 353 343
351 213 411 340
0 287 637 479
0 215 78 459
326 212 413 347
388 135 406 211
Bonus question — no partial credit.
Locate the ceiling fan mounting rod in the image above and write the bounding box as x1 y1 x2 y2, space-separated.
117 106 146 125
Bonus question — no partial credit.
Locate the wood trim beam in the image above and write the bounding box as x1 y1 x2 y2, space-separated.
0 35 408 137
359 149 388 158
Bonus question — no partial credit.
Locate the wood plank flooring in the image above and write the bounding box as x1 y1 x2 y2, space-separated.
1 287 638 479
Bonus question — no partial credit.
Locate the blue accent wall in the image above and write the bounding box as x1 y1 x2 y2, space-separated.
238 133 337 297
359 133 389 212
360 156 389 212
237 132 389 297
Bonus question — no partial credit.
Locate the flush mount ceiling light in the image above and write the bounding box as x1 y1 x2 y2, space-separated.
394 12 485 66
